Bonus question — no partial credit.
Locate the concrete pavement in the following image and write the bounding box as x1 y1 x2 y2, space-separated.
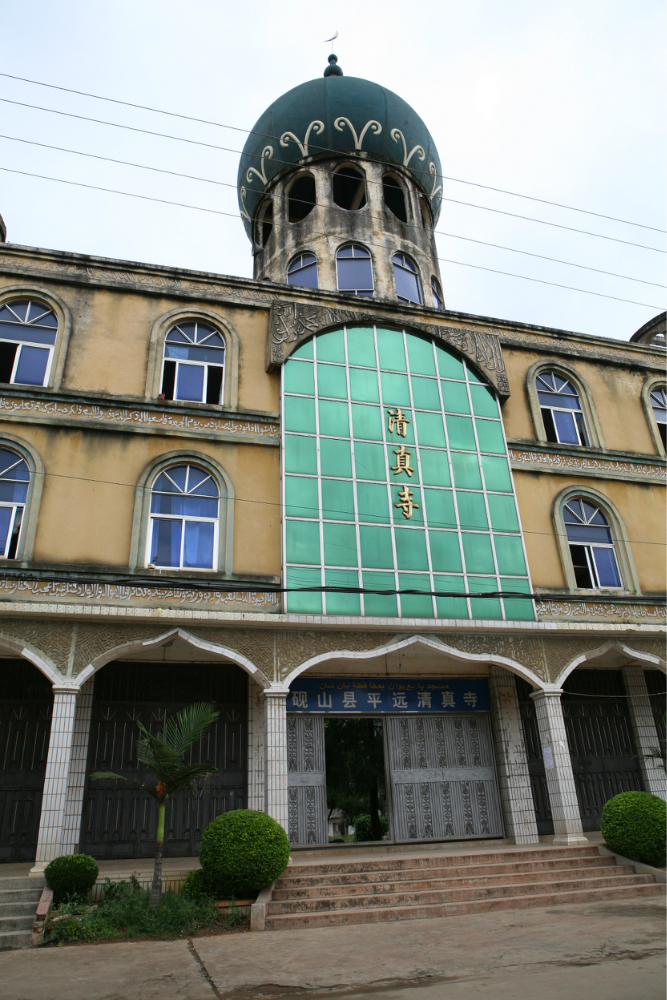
0 896 663 1000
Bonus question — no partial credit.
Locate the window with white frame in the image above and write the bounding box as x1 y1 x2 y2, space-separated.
161 322 225 404
392 252 422 305
536 371 589 445
563 499 621 589
147 464 219 570
336 244 374 297
0 447 29 559
0 300 57 387
288 252 319 289
431 277 444 310
649 385 666 449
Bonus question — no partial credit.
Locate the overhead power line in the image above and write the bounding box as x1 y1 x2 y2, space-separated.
1 133 664 290
2 165 665 310
1 70 664 234
1 96 665 255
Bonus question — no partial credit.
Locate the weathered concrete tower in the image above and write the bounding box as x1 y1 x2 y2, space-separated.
238 56 445 308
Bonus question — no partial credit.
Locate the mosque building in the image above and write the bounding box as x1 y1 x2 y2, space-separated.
0 57 664 876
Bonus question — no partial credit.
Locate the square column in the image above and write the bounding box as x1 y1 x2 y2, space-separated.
247 679 266 812
263 691 288 833
622 666 666 800
31 687 79 874
489 666 539 844
530 689 588 845
61 679 94 855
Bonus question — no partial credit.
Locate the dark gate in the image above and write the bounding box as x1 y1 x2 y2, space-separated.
517 671 644 833
644 669 666 758
0 661 52 862
81 662 247 859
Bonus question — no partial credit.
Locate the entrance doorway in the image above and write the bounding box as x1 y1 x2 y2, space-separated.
325 718 387 842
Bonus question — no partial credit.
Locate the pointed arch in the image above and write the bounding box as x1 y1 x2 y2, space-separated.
554 639 666 687
0 631 65 687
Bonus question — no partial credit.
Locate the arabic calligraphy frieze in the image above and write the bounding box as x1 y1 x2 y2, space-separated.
0 395 280 441
536 600 666 620
509 447 666 482
500 329 664 370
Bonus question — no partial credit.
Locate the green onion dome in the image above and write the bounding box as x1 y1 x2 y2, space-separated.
237 56 443 238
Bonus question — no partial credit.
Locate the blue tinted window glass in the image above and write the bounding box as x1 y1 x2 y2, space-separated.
175 364 204 402
0 507 11 554
150 495 218 518
337 257 373 292
165 344 224 363
592 547 621 587
151 519 181 567
288 261 318 289
0 482 27 503
0 325 56 346
183 520 214 568
393 261 421 303
553 410 578 444
14 346 49 386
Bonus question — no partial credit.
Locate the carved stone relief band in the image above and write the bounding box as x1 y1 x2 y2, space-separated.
536 600 666 621
509 447 666 483
0 395 279 444
269 302 510 396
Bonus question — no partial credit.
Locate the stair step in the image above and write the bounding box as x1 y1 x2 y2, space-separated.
0 878 44 891
0 914 35 932
0 889 43 904
0 901 40 915
272 864 636 900
276 855 616 888
0 930 33 951
266 882 665 930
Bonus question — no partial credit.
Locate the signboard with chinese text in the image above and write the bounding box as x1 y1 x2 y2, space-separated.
287 677 490 713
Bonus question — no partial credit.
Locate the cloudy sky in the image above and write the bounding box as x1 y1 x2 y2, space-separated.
1 0 665 341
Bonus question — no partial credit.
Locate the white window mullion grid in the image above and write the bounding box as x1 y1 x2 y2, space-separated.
434 353 470 620
343 326 365 618
375 325 402 617
0 504 19 558
404 330 435 618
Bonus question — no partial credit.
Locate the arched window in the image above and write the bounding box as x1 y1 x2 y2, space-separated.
255 199 273 246
419 196 432 228
288 174 316 222
431 277 444 310
563 499 621 589
287 252 318 290
0 299 58 387
392 252 422 305
147 464 219 569
336 244 374 297
0 447 29 559
383 174 407 222
332 165 367 210
649 385 667 449
536 371 588 445
161 322 225 404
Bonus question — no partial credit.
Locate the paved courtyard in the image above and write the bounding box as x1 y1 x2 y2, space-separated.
0 896 664 1000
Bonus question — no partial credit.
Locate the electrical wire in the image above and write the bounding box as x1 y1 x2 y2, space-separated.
2 96 665 254
1 133 664 290
1 70 664 234
2 166 665 310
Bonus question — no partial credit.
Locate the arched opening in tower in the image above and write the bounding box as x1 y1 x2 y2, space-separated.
288 174 317 222
333 165 367 211
383 175 408 223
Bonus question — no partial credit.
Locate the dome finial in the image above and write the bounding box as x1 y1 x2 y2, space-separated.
324 53 343 77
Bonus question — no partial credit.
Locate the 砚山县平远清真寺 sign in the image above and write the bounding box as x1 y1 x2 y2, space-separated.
287 677 490 713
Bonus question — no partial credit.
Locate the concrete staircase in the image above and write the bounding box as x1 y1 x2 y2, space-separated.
0 877 44 950
267 844 664 930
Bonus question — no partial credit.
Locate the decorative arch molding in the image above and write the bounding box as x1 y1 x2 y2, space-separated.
641 374 666 458
0 283 73 391
144 306 240 410
525 358 604 449
278 633 548 692
552 484 641 595
128 449 235 575
0 432 45 563
0 631 65 687
268 304 509 395
75 627 271 690
554 639 666 688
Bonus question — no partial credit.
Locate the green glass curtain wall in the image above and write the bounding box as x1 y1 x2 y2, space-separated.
282 325 533 620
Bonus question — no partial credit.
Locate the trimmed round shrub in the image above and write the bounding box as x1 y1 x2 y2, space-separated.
45 854 99 905
601 791 666 869
199 809 290 898
181 868 212 901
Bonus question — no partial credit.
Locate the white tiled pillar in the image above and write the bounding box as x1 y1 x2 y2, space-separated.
247 679 266 812
263 690 288 833
489 666 539 844
61 679 94 855
622 666 667 800
31 687 79 874
530 689 588 845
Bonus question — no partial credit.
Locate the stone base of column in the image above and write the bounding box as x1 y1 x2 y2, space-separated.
29 862 48 877
553 833 589 846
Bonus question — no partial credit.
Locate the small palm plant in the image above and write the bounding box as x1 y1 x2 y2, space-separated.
91 702 219 909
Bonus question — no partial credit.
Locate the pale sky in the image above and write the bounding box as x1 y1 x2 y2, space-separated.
1 0 665 341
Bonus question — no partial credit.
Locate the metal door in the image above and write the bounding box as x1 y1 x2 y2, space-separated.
0 662 52 862
385 715 503 841
644 670 666 758
516 678 554 834
82 662 247 858
287 715 327 846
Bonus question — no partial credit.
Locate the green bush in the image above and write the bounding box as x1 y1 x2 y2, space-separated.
45 854 99 905
601 791 666 868
199 809 290 898
181 868 212 901
353 814 389 842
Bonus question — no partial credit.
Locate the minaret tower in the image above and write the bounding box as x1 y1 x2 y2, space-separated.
237 57 445 309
